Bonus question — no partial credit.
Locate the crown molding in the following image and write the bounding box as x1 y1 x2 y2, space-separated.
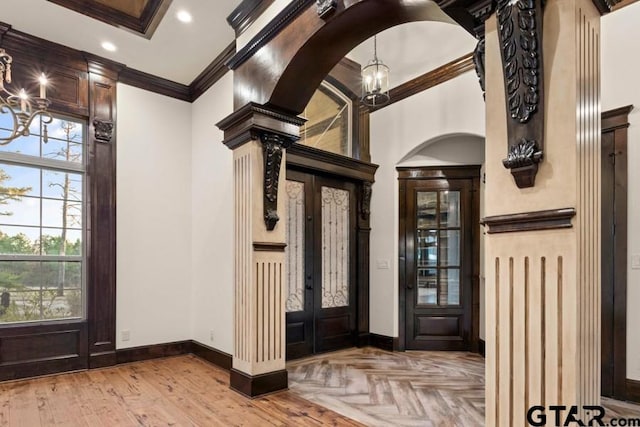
189 41 236 101
227 0 275 37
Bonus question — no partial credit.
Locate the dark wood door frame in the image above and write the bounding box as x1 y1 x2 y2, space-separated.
398 166 481 353
601 105 633 401
286 149 377 351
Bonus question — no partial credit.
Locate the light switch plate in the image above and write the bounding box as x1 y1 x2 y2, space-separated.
377 259 390 270
632 254 640 270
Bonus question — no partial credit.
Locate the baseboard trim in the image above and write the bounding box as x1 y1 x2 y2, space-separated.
190 341 232 371
230 368 288 398
370 333 399 352
627 379 640 404
479 339 486 357
114 340 232 372
116 341 192 364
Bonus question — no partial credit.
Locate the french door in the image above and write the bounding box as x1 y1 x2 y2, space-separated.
400 167 479 351
284 170 357 360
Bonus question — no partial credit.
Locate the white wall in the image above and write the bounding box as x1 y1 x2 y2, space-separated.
190 73 235 354
369 71 486 337
602 2 640 381
116 84 193 349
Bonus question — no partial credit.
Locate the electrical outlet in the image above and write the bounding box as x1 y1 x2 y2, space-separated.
377 259 390 270
121 330 130 342
631 254 640 270
209 330 215 342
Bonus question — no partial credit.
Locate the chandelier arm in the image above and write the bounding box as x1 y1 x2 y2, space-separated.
0 102 23 145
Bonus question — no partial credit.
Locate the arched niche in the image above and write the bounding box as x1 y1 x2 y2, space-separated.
397 133 485 167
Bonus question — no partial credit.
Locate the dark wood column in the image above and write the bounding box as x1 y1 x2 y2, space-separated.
85 56 121 369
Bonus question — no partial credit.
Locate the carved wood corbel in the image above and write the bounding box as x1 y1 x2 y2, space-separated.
261 132 293 231
496 0 545 188
317 0 337 18
473 36 486 100
360 182 372 220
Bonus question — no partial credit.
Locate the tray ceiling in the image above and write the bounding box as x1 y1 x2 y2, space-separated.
46 0 172 38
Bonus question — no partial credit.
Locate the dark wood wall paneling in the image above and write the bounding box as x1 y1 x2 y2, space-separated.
601 105 633 402
46 0 173 39
0 26 119 381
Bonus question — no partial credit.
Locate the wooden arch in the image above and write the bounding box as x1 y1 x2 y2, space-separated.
231 0 470 115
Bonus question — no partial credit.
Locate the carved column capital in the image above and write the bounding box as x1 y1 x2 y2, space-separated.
260 131 294 231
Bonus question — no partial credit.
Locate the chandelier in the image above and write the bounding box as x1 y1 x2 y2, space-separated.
0 48 52 145
361 35 390 107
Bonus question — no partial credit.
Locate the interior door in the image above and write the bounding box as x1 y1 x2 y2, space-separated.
404 178 474 351
285 171 357 359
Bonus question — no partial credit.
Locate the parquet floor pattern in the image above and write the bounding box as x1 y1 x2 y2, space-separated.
0 355 363 427
287 347 640 427
287 348 485 427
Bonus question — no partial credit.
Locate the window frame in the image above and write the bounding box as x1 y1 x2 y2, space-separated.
0 113 88 325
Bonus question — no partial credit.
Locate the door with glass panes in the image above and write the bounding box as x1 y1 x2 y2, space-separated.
284 170 357 360
403 176 475 351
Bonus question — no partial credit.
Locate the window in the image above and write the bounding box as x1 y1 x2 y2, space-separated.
0 114 85 324
299 82 352 157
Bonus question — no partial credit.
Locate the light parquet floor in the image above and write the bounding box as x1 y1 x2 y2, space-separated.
287 348 485 427
0 355 363 427
286 347 640 427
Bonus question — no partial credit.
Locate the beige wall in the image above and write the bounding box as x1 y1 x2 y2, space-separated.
602 2 640 381
116 84 193 348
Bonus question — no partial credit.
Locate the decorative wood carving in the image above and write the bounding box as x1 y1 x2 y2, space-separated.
496 0 545 189
360 182 372 220
317 0 337 18
93 119 114 143
261 132 293 231
482 208 576 234
472 36 486 99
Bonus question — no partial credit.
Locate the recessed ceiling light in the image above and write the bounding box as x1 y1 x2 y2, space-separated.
177 10 193 23
101 41 117 52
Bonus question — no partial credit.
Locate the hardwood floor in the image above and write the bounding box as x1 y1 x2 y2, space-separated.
1 349 639 426
0 355 362 427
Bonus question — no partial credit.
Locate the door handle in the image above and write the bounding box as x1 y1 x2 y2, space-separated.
306 275 312 290
306 283 313 290
407 282 414 290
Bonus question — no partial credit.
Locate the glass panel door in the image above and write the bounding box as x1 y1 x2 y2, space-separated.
415 190 462 307
285 180 305 313
320 186 350 309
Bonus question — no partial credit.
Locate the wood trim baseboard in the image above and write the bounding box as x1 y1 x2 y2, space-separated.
479 339 486 358
190 341 233 371
230 368 288 398
370 53 475 113
482 208 577 234
627 379 640 404
115 341 192 364
114 340 232 372
369 334 400 352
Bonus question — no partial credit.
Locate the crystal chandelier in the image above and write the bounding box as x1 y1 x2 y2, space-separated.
361 35 390 107
0 48 52 145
